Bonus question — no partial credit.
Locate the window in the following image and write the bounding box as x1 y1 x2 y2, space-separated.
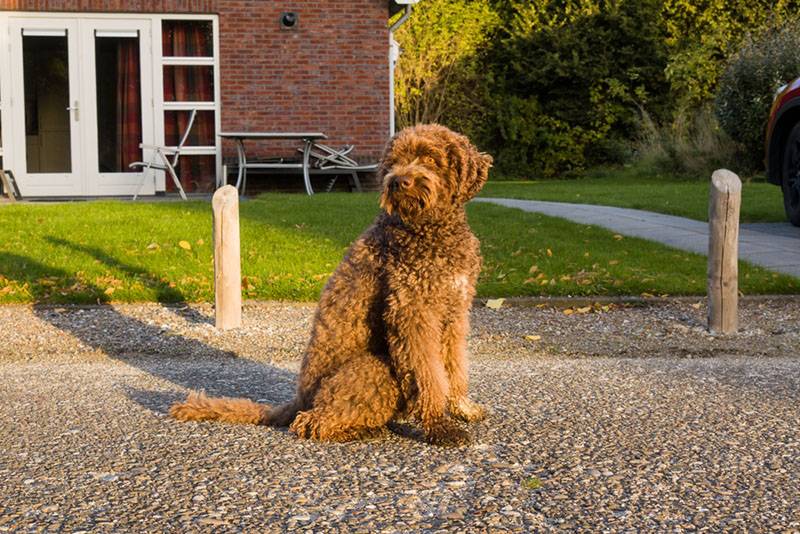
158 19 217 192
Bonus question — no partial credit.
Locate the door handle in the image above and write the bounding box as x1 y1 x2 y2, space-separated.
66 100 79 121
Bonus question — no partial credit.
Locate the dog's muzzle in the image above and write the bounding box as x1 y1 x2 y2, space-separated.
390 176 413 192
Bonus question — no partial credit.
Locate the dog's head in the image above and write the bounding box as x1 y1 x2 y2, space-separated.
378 124 492 221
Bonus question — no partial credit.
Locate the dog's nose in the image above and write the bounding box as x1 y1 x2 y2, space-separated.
394 176 412 190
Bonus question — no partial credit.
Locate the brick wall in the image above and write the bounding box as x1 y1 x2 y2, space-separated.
1 0 391 189
217 0 390 185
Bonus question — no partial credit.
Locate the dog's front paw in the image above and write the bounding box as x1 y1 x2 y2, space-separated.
289 411 320 440
425 418 471 447
450 397 487 423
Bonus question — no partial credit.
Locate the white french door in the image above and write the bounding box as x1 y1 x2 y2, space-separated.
8 19 82 196
6 16 154 197
81 18 154 196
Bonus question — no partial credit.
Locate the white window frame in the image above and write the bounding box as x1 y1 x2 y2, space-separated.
0 11 221 195
154 14 222 192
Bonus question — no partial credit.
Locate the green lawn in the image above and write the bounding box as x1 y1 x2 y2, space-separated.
0 193 796 304
482 166 787 223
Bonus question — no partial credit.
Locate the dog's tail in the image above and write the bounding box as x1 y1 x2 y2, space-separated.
169 391 300 427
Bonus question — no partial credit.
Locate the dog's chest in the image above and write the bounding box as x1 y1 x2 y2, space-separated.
451 273 471 302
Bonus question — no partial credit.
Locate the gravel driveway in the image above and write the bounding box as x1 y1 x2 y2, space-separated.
1 299 799 531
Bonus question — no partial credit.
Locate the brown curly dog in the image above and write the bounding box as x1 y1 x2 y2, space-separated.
170 124 492 446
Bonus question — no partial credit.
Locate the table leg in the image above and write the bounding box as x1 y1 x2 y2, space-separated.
302 139 314 195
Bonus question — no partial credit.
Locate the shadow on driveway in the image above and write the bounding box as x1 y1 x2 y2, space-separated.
0 248 298 416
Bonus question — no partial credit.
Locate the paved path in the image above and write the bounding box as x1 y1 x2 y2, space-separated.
2 301 800 531
476 198 800 278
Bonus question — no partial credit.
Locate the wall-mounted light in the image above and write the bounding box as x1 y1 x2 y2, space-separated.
280 12 298 30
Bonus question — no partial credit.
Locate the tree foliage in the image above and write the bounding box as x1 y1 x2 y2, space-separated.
715 23 800 168
393 0 499 132
393 0 800 176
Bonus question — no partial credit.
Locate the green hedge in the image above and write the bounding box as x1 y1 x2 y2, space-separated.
393 0 800 176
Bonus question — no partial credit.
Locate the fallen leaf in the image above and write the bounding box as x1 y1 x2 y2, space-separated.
608 260 619 265
523 278 536 285
576 306 592 314
563 308 574 315
613 234 624 240
524 335 542 341
196 239 205 246
691 302 702 309
104 287 115 295
546 248 553 257
641 292 655 298
178 240 192 251
529 265 539 274
147 243 160 250
485 298 505 309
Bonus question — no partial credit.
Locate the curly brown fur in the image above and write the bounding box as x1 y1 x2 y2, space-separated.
171 124 492 446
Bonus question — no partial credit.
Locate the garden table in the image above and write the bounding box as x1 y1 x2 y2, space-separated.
218 132 327 196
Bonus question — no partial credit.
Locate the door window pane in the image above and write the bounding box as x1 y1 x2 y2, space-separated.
95 34 143 173
23 35 72 173
164 110 215 146
162 20 213 57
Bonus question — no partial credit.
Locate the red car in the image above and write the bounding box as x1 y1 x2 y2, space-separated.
766 77 800 226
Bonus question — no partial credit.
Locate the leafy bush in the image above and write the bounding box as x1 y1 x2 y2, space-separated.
715 23 800 168
392 0 800 177
478 0 670 176
393 0 499 133
635 106 741 178
661 0 800 109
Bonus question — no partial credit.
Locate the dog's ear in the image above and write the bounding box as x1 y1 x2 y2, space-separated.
456 146 492 203
377 136 397 185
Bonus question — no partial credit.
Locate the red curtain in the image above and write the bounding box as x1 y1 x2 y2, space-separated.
163 21 215 192
117 39 142 170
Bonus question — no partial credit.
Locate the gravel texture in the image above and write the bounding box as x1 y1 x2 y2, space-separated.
1 298 800 531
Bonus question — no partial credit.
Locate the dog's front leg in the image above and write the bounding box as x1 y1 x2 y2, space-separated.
385 301 470 446
443 310 486 423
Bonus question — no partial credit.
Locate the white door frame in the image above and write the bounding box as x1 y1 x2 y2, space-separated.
0 11 221 197
80 18 155 196
6 18 84 196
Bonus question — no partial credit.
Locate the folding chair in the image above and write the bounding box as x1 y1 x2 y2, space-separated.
0 169 21 201
0 146 21 201
298 142 376 192
129 109 197 200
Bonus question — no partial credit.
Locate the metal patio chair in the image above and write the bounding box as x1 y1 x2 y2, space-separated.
298 142 376 192
129 109 198 201
0 146 21 201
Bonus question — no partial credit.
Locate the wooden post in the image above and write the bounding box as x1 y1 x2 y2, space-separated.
707 169 741 334
213 185 242 330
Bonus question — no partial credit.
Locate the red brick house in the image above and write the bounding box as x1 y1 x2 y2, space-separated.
0 1 409 197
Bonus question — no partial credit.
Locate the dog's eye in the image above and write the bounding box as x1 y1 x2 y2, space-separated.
422 156 437 167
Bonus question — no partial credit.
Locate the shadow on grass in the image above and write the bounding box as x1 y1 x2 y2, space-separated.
43 235 212 325
0 250 297 417
151 193 379 250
